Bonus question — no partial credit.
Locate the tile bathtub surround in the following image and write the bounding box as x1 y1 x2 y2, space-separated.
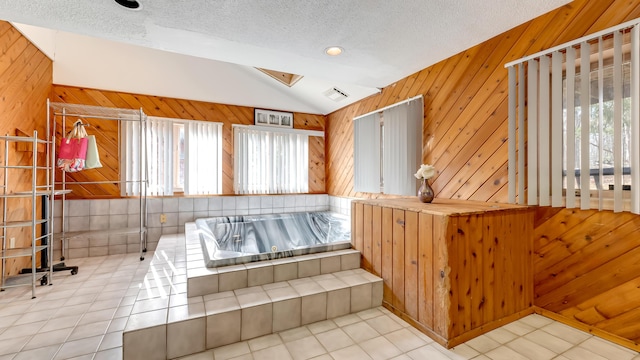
55 194 330 260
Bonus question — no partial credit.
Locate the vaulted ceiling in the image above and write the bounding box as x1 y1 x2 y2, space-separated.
0 0 571 114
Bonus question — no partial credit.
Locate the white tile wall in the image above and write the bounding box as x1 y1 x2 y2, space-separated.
54 194 332 259
328 195 356 216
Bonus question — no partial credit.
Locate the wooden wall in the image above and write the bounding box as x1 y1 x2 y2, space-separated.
51 85 326 198
325 0 640 350
0 21 52 277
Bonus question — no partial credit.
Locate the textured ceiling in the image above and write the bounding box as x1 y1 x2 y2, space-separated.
0 0 572 114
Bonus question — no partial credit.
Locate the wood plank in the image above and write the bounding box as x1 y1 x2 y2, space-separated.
362 204 373 271
468 214 483 330
404 210 419 320
392 208 406 312
381 206 394 306
432 213 449 337
418 212 434 328
371 205 383 276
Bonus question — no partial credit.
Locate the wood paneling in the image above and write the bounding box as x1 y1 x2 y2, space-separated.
534 207 640 350
0 22 52 277
352 198 534 348
326 0 640 351
50 85 326 198
326 0 640 203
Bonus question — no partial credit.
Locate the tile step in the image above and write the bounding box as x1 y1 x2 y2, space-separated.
185 248 362 297
123 268 383 360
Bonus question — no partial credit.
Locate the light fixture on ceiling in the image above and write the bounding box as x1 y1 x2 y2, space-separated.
324 46 343 56
114 0 142 10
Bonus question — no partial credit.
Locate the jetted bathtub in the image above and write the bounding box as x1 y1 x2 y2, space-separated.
195 211 351 267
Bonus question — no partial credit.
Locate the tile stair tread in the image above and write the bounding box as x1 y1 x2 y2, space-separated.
123 232 381 360
125 268 382 331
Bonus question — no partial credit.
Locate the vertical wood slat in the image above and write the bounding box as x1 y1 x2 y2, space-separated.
381 206 394 306
392 209 406 313
468 214 484 330
362 204 373 271
433 213 449 337
482 213 497 325
418 212 434 328
353 202 364 254
404 211 419 320
372 206 383 275
457 216 471 333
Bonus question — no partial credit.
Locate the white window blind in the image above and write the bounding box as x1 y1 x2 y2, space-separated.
353 96 423 196
506 19 640 214
121 119 150 196
184 121 223 195
233 126 313 194
353 113 381 193
383 100 423 195
122 117 222 196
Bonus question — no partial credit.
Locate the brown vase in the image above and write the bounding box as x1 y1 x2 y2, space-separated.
418 178 434 203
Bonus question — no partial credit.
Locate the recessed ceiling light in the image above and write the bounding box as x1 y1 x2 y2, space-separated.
325 46 344 56
115 0 142 10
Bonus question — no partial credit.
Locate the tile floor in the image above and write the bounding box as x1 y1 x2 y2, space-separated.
0 235 638 360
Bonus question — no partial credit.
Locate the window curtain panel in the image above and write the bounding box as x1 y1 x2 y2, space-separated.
353 113 381 193
382 98 423 196
184 121 222 195
234 126 309 194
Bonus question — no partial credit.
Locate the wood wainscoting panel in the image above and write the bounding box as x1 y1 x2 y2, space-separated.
51 85 326 198
352 198 534 348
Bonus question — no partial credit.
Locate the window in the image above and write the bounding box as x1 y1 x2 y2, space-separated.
507 23 640 214
233 125 320 194
121 117 222 196
563 53 632 192
353 96 423 196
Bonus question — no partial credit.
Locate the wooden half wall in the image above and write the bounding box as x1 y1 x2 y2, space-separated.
0 21 53 277
325 0 640 351
51 85 327 198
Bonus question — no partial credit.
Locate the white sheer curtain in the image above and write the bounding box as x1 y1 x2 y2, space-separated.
234 126 309 194
184 121 222 195
353 113 381 193
507 20 640 214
